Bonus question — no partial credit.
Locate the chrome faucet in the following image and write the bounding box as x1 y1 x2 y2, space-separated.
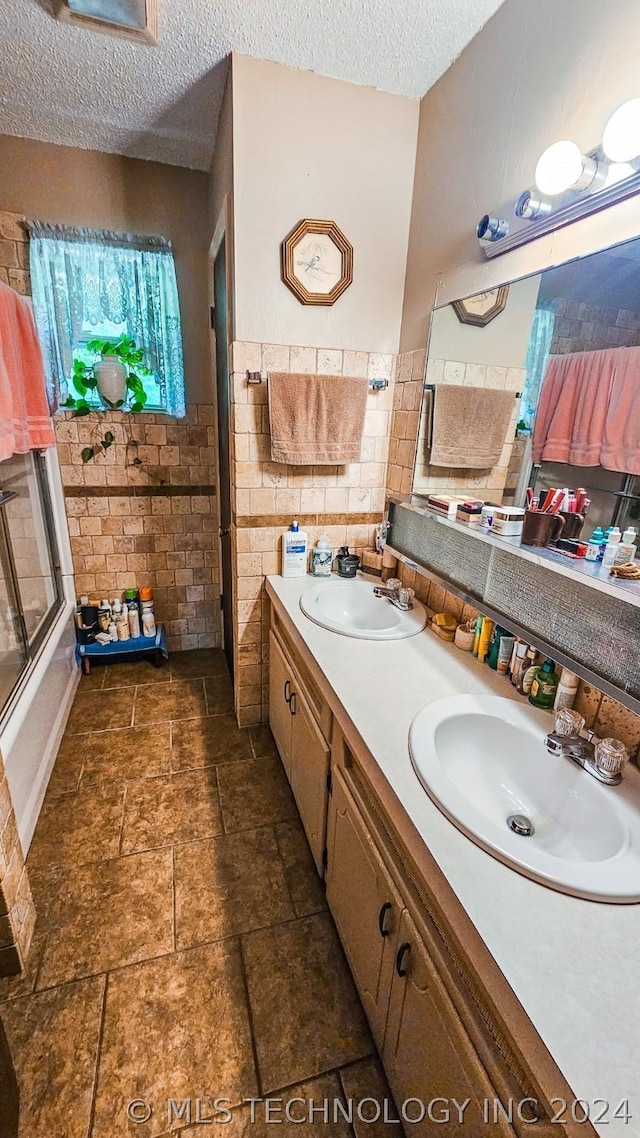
544 730 624 786
373 578 415 611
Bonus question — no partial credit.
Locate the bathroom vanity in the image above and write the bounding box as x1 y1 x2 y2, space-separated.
267 572 640 1138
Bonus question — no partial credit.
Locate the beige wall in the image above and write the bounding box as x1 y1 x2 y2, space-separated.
0 134 212 403
401 0 640 351
231 54 418 353
429 274 541 369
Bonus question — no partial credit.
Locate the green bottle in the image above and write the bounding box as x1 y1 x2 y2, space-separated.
528 657 558 709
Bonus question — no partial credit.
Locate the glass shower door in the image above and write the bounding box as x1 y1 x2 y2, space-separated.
0 492 28 711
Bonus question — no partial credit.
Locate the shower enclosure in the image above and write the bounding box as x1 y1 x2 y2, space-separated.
0 451 63 722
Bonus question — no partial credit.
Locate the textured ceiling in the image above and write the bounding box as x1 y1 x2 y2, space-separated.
0 0 504 170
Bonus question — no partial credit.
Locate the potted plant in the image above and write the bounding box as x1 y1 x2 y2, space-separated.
64 335 152 463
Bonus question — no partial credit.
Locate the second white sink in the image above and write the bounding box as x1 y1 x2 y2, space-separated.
300 575 427 640
410 694 640 902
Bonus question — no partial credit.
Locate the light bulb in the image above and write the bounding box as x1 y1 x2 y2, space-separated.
602 162 635 189
602 98 640 162
534 140 596 196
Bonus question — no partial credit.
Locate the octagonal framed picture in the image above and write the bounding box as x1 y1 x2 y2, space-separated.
281 219 353 306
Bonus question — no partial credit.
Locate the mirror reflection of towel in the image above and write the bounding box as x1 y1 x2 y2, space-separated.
429 384 515 469
268 372 368 465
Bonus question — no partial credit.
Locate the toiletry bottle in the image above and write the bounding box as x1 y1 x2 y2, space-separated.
510 641 528 686
488 626 506 670
98 599 111 633
585 527 604 562
108 620 118 643
519 647 539 695
311 537 333 577
614 527 638 565
472 615 483 657
529 657 559 709
497 634 516 675
599 526 614 563
282 520 308 578
553 669 579 712
140 587 156 637
602 528 621 567
477 618 495 664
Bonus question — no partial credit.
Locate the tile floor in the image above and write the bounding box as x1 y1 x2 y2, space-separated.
0 648 399 1137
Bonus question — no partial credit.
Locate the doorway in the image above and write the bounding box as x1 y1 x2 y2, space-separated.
212 235 234 681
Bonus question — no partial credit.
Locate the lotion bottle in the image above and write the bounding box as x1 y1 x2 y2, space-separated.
282 520 308 577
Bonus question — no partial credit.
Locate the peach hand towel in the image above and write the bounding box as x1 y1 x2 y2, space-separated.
268 372 368 465
429 384 515 468
532 349 616 467
600 345 640 474
0 282 55 462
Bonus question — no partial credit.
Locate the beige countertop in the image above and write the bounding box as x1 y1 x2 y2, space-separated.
267 570 640 1138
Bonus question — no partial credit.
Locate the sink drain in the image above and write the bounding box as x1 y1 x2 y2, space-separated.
507 814 535 837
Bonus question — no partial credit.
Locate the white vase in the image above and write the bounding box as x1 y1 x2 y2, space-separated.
95 358 127 406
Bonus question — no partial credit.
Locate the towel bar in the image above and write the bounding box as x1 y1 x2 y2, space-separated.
423 382 521 398
246 370 388 390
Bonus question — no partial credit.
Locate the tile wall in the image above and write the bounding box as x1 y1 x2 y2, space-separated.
550 297 640 355
230 341 394 726
0 210 221 653
0 757 35 976
55 408 220 651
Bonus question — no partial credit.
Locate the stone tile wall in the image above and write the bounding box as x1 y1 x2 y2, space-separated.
230 341 394 726
0 757 35 976
56 408 220 651
550 297 640 355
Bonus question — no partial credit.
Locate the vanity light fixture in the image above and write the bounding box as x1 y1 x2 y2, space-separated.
602 98 640 162
477 96 640 258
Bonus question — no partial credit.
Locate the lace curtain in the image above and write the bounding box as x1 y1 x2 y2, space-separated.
521 300 555 429
26 222 186 418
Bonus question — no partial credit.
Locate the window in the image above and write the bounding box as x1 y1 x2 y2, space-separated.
27 223 186 418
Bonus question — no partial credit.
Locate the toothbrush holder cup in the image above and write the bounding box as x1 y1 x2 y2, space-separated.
521 510 565 547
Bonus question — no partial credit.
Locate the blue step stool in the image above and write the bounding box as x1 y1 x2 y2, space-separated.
75 624 168 675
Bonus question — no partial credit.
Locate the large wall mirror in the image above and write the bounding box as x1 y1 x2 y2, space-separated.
414 235 640 534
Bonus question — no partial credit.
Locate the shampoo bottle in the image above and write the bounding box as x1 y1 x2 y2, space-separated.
282 520 308 577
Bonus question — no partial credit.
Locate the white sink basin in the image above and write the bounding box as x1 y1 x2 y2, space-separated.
300 576 427 640
409 694 640 902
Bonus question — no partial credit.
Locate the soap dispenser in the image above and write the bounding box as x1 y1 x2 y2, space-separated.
311 537 333 577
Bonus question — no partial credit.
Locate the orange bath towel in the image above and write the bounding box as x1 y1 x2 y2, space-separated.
0 282 55 462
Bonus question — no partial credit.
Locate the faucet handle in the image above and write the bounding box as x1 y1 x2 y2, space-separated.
386 577 401 591
594 737 628 777
398 587 414 606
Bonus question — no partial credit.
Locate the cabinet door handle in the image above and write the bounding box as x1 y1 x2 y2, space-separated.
289 691 297 716
378 901 392 938
396 942 411 977
284 680 292 704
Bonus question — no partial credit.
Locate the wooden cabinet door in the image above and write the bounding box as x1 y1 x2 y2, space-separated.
383 908 515 1137
290 681 330 876
326 768 403 1051
269 631 293 780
